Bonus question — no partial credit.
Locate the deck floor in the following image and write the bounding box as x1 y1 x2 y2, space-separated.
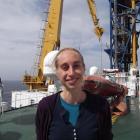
0 97 140 140
0 105 36 140
113 97 140 140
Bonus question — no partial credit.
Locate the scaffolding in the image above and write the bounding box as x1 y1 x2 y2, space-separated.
105 0 140 72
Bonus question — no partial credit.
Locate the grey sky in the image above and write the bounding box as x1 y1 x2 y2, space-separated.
0 0 139 80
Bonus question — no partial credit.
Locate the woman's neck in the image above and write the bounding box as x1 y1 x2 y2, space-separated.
60 89 86 105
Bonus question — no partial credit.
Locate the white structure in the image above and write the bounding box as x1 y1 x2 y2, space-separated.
48 84 57 95
127 67 138 97
0 80 11 112
89 66 98 75
0 87 2 106
0 80 3 113
0 79 3 104
11 90 47 108
43 50 59 76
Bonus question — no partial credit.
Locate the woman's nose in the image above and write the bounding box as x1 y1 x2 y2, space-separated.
68 66 75 75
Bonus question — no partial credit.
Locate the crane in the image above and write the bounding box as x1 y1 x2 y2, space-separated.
23 0 63 90
87 0 104 40
23 0 103 91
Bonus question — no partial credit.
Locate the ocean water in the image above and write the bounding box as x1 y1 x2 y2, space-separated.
2 81 27 104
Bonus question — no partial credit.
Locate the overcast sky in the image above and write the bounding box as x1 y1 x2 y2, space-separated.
0 0 139 81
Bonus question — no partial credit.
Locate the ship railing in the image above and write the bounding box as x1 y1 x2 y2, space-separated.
0 91 47 113
11 91 47 109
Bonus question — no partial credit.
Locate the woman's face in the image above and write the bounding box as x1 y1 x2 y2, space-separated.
55 50 85 90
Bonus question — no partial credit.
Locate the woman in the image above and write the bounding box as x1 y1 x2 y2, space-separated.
35 48 113 140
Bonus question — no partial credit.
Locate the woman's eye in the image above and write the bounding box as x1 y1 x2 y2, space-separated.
61 65 69 71
73 64 81 69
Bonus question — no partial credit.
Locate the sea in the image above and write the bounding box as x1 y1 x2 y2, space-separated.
2 81 27 104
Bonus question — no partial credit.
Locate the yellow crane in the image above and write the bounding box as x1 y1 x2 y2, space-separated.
23 0 102 91
87 0 104 40
23 0 63 91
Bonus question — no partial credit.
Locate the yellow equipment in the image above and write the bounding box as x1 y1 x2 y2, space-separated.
23 0 102 91
87 0 104 40
23 0 63 91
112 114 119 125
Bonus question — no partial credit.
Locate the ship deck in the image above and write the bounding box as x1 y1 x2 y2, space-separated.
113 97 140 140
0 97 140 140
0 105 37 140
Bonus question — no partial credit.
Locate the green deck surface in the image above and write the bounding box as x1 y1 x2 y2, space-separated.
0 105 36 140
0 98 140 140
113 97 140 140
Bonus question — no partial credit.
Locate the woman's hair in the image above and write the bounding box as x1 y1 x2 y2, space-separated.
53 48 85 69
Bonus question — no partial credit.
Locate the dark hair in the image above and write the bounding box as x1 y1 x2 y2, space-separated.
54 48 85 69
